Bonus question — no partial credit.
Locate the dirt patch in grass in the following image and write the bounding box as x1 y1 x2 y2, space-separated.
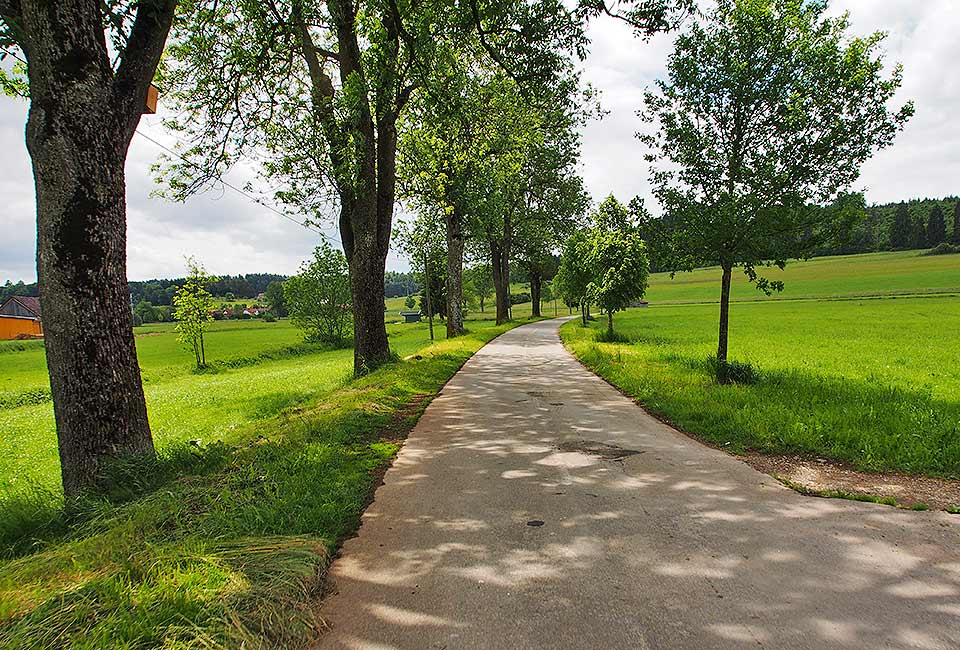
743 452 960 512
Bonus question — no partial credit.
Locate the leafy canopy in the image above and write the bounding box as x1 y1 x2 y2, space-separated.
640 0 913 290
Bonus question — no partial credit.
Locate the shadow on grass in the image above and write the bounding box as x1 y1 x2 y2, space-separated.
0 325 512 648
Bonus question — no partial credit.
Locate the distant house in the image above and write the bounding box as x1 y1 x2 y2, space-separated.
0 296 43 339
399 311 422 323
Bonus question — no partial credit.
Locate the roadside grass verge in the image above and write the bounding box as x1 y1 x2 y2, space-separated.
561 297 960 478
0 320 519 648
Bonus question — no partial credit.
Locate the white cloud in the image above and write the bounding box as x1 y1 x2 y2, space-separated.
2 1 957 283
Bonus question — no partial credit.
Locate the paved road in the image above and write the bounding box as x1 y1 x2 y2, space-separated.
317 318 960 650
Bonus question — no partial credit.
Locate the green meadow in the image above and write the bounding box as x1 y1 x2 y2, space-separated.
0 311 525 647
562 250 960 479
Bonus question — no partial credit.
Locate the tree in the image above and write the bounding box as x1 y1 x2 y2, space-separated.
264 281 288 318
585 230 649 337
954 202 960 245
158 0 591 373
889 202 912 250
285 243 352 344
1 0 176 497
640 0 912 375
173 258 218 368
927 205 947 247
134 300 158 325
464 264 494 313
404 296 417 310
555 231 593 326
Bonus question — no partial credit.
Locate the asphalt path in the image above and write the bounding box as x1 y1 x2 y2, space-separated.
317 317 960 650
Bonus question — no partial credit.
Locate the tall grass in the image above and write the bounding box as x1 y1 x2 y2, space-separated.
0 318 521 648
562 296 960 477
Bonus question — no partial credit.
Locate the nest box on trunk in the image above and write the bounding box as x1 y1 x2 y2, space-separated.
144 83 159 114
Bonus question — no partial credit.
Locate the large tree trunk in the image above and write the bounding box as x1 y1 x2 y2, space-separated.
717 261 733 366
445 209 465 338
344 199 392 373
18 0 175 498
530 270 542 317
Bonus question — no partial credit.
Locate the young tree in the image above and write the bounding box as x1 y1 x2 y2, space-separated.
640 0 912 373
555 231 593 326
465 264 494 313
586 230 650 337
1 0 176 497
927 205 947 247
173 258 218 368
404 296 417 310
285 243 352 344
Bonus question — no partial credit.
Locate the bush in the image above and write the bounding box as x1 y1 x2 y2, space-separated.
509 292 531 305
708 356 760 385
922 242 960 256
262 312 277 322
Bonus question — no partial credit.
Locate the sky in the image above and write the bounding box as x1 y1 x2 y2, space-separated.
1 0 958 283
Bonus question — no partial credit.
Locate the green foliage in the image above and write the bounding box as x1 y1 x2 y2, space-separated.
639 0 912 364
555 231 593 314
263 281 287 317
284 243 352 344
585 229 650 336
133 299 157 324
923 242 960 256
404 296 417 310
173 258 218 368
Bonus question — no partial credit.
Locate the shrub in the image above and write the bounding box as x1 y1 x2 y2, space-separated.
708 356 760 385
922 242 960 256
509 292 531 305
262 312 277 322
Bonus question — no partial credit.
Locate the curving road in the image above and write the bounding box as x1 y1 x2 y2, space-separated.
317 317 960 650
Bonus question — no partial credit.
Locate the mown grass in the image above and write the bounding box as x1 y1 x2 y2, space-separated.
0 316 522 648
561 295 960 478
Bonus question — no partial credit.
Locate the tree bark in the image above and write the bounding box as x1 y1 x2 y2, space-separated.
346 207 392 372
491 240 511 325
490 215 512 325
445 209 465 337
607 310 614 337
530 270 542 317
17 0 175 497
717 261 733 366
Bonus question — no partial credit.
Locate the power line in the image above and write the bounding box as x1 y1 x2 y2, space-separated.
133 127 342 246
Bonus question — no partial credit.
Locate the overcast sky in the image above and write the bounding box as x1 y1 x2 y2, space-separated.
1 0 957 283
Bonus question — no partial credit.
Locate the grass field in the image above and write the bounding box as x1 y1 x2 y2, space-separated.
0 312 528 648
645 249 960 303
562 250 960 480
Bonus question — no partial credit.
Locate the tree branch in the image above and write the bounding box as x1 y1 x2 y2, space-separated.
113 0 177 127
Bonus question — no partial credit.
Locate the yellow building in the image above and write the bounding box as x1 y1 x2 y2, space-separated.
0 296 43 340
